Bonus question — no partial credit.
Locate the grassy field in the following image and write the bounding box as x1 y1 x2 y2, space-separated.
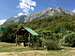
0 42 74 56
0 42 33 52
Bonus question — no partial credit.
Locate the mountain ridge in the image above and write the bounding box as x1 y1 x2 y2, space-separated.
3 7 75 25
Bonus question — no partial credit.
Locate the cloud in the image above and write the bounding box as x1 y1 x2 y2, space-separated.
18 0 36 16
18 13 24 16
0 19 6 25
72 9 75 13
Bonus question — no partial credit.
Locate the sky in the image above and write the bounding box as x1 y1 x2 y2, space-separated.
0 0 75 25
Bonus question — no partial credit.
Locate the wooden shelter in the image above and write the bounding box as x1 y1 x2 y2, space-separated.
16 26 38 46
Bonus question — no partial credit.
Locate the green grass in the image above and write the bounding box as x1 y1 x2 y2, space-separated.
0 42 73 56
47 50 69 56
0 42 32 52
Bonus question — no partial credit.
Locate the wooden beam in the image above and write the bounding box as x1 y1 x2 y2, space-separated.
28 33 31 47
16 35 18 46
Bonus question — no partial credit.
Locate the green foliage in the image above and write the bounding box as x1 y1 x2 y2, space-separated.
24 15 75 33
39 33 61 50
0 23 18 43
23 14 75 49
46 40 60 50
1 13 75 50
64 34 75 47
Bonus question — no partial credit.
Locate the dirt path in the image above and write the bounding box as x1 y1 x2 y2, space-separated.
69 48 75 56
0 48 75 56
0 51 48 56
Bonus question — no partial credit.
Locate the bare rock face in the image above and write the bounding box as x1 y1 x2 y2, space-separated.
4 7 74 25
28 7 71 21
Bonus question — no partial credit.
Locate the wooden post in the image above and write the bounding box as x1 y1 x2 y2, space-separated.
23 35 25 47
45 47 47 56
42 33 44 48
28 33 30 47
16 35 18 46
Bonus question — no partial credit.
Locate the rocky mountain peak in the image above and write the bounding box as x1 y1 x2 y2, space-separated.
3 7 75 25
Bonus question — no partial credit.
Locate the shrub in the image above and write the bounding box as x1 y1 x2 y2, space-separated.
41 33 62 50
64 34 75 47
46 39 60 50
